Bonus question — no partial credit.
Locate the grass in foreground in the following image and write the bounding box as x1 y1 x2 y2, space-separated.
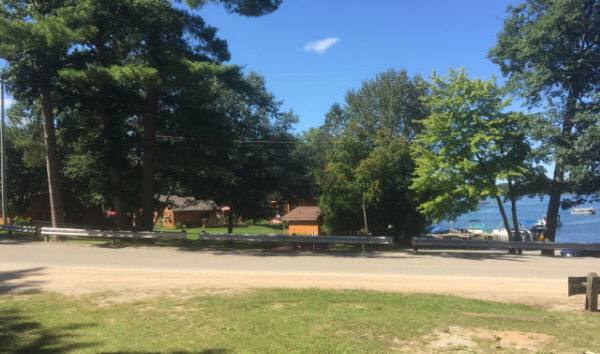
1 288 599 353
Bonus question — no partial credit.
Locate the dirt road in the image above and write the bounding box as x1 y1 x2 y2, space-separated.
1 239 599 311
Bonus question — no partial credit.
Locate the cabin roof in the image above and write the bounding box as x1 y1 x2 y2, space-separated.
281 206 320 221
161 196 218 212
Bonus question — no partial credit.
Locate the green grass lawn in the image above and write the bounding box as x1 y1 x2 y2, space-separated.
1 288 599 353
155 221 286 236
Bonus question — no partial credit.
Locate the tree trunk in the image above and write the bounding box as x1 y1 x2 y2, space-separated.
507 179 521 241
40 89 64 227
227 209 234 234
139 88 158 231
101 115 129 229
543 167 563 256
495 195 518 254
543 84 578 256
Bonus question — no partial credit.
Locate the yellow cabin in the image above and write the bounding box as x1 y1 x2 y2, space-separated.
282 206 321 236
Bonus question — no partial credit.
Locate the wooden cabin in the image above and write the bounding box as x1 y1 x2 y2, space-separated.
282 206 321 236
157 196 224 228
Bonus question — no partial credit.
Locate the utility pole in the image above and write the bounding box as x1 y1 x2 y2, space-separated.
0 78 6 225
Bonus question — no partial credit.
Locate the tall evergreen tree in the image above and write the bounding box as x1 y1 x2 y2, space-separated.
1 0 283 230
5 101 47 217
59 0 279 230
205 73 298 232
0 0 85 226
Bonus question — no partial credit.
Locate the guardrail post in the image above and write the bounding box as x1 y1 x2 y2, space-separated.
181 230 187 244
36 224 42 241
42 225 49 242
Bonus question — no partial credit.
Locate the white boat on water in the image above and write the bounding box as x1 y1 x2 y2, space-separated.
491 227 510 241
571 207 596 215
466 220 493 234
492 223 533 241
529 214 561 229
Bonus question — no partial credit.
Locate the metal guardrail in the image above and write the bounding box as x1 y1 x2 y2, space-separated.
3 224 393 247
198 233 393 245
40 227 187 245
412 237 600 252
0 224 37 233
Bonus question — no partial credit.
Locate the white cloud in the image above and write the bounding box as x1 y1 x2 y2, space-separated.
303 37 340 54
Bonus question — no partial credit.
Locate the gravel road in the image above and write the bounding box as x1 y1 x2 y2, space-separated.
1 239 599 311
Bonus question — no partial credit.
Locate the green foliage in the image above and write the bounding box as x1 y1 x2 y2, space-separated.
205 72 300 224
411 69 530 223
11 216 32 225
0 0 85 226
4 103 47 216
319 69 428 239
0 0 286 230
355 133 423 237
489 0 600 240
182 0 282 16
289 128 332 200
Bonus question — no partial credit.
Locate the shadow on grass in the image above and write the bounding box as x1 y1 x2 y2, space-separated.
0 308 100 353
104 350 231 354
0 267 46 294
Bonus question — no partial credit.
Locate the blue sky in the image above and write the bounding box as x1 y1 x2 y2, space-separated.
197 0 522 133
1 1 522 132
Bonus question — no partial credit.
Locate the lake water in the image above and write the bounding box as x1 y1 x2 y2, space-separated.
435 196 600 243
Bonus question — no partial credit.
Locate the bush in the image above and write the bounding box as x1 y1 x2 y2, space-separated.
12 216 32 226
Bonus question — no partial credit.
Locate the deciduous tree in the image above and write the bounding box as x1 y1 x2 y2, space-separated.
411 69 532 240
319 69 428 240
489 0 600 245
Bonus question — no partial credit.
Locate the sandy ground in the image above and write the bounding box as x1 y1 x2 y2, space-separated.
1 238 600 311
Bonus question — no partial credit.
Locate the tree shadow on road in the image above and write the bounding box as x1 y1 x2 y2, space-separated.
409 250 532 262
172 241 536 261
174 242 409 259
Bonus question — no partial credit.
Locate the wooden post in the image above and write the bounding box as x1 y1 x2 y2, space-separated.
568 272 600 311
587 272 599 311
